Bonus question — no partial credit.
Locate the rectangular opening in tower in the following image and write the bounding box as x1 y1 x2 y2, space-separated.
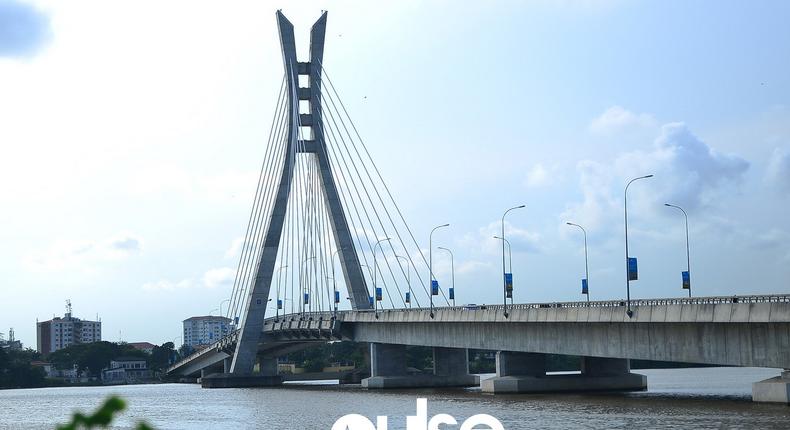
299 100 310 114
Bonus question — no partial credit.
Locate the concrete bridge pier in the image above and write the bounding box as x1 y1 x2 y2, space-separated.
481 352 646 394
201 356 283 389
752 370 790 404
362 343 479 388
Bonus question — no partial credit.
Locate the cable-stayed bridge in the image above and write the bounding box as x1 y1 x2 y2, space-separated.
166 11 790 404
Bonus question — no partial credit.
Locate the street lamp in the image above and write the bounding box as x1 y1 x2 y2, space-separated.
373 237 391 314
331 248 347 316
437 247 456 306
209 308 219 316
501 205 525 317
396 255 412 308
429 223 450 318
624 175 653 317
275 264 289 318
301 256 316 313
219 298 231 318
566 222 590 303
493 236 512 274
665 203 692 298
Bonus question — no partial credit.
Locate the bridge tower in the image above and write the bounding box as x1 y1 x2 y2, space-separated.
229 11 372 375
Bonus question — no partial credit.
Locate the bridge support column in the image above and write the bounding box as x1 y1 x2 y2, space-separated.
362 344 478 389
752 370 790 404
481 353 646 394
200 356 283 389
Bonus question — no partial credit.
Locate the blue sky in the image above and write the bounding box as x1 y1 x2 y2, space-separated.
1 0 789 347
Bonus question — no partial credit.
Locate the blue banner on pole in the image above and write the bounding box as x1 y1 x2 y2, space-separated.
405 292 411 303
334 291 340 304
449 287 455 300
628 257 638 281
375 287 383 301
682 271 690 290
581 278 588 295
277 299 283 309
504 273 513 292
304 293 309 305
369 296 374 306
431 280 439 295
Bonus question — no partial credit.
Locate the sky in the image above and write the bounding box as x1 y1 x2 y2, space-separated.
1 0 789 348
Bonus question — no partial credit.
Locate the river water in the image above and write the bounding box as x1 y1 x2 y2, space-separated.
1 367 788 429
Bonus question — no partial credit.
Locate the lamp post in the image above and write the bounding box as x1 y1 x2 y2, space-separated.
396 255 412 307
301 256 316 313
493 236 512 274
429 223 450 318
209 308 219 316
331 248 347 317
566 222 590 302
275 265 288 318
665 203 692 298
501 205 525 317
373 237 391 314
219 298 231 318
624 175 653 317
437 247 455 306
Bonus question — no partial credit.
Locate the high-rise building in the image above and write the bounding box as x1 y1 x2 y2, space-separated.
37 303 101 355
182 316 232 347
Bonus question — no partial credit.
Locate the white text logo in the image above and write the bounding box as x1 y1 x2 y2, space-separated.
332 398 504 430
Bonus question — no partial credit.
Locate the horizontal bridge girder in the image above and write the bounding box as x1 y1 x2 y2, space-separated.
297 140 317 153
298 87 311 100
297 62 310 75
299 114 313 126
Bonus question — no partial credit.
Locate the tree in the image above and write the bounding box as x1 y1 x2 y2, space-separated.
149 342 175 371
0 348 46 388
48 342 147 377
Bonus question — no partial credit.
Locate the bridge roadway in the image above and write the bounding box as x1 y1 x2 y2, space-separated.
168 294 790 403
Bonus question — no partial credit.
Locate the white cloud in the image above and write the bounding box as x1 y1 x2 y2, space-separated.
766 147 790 194
562 122 749 241
224 237 245 259
142 279 192 291
203 267 236 289
142 267 236 292
615 122 749 210
525 163 550 188
457 260 492 275
560 159 619 234
589 105 656 135
24 233 142 272
463 221 542 255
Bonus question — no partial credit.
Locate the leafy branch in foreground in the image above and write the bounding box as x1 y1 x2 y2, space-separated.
57 396 154 430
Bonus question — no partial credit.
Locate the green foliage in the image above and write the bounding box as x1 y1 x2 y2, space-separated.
0 348 46 388
283 341 367 372
48 341 147 377
57 396 154 430
177 344 195 359
148 342 176 371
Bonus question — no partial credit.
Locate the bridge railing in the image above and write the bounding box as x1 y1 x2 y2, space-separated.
166 329 239 374
261 294 790 320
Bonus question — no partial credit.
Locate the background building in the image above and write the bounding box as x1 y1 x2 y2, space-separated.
36 302 101 355
183 316 231 347
128 342 156 354
0 328 23 350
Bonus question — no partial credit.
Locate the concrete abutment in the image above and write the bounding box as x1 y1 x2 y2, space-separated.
752 370 790 404
481 352 647 394
362 343 479 388
200 357 283 389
